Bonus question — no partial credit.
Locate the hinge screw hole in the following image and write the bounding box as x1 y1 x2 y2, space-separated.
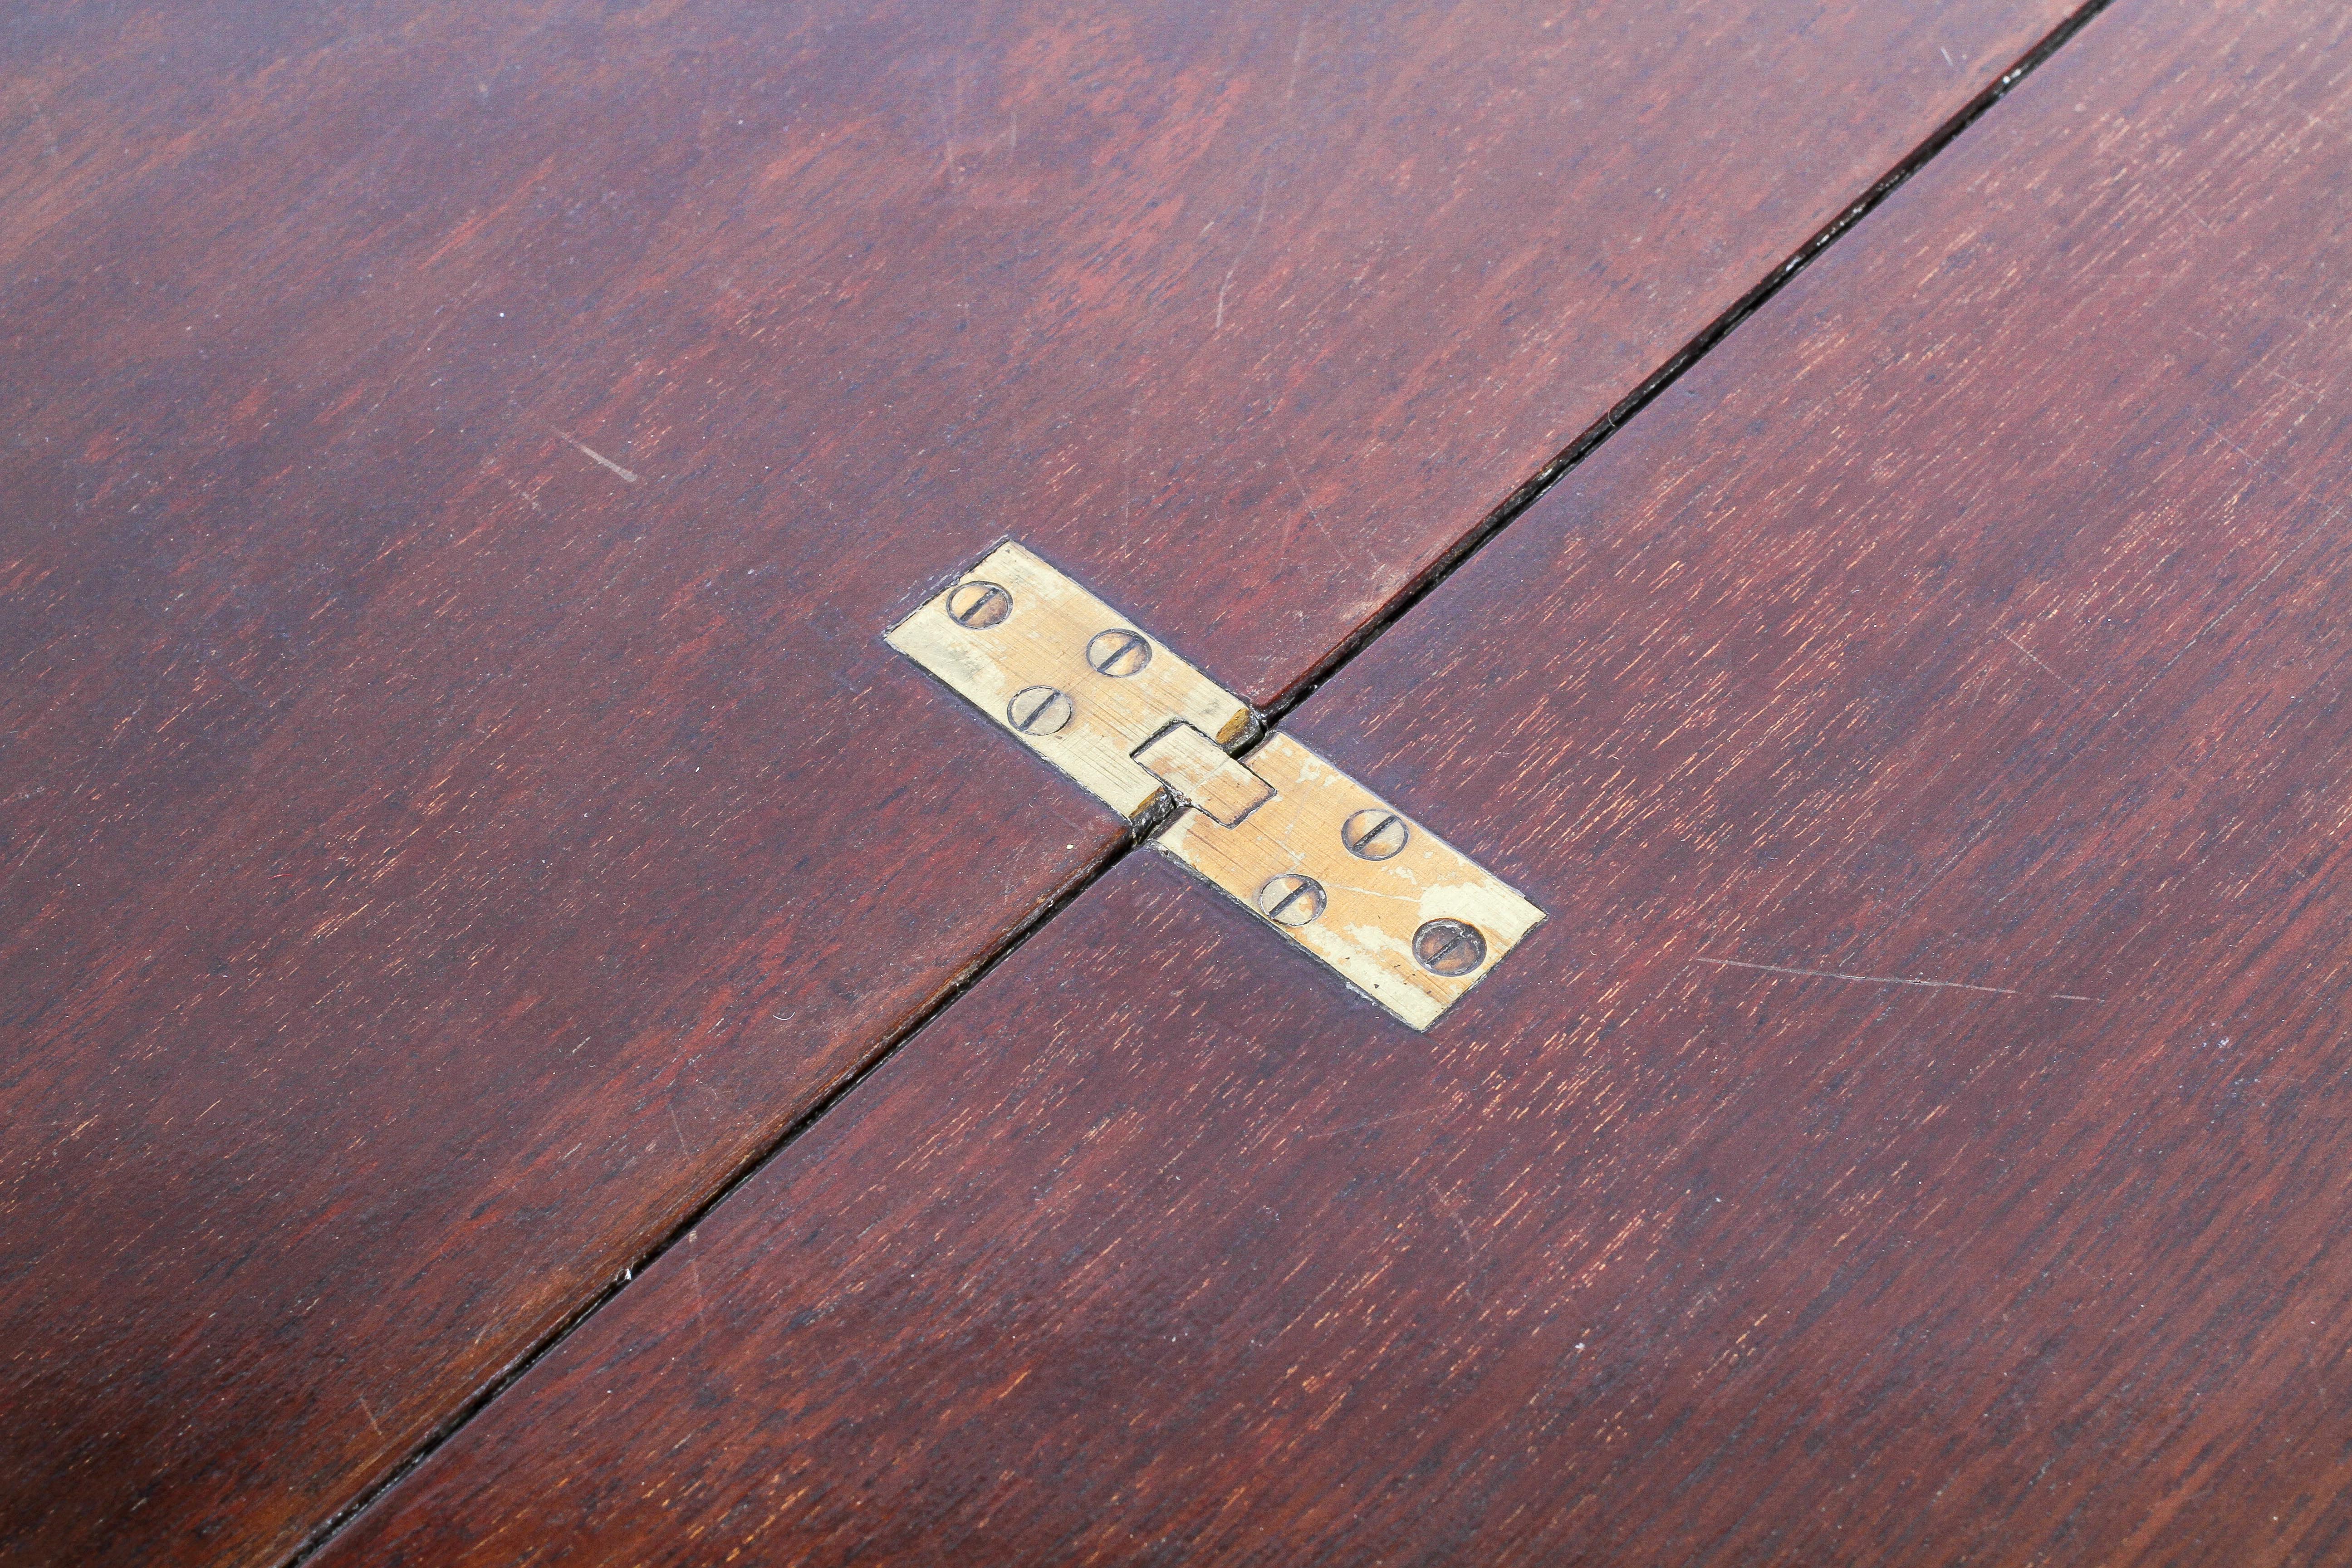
1258 874 1327 926
1413 918 1487 976
946 581 1013 627
1007 686 1073 735
1086 628 1154 677
1341 809 1410 860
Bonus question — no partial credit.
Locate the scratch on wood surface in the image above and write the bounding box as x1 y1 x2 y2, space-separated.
2182 325 2329 400
931 72 958 187
357 1395 385 1438
1430 1181 1487 1269
1273 437 1335 572
482 455 545 513
685 1229 711 1343
1215 164 1272 330
1993 628 2087 702
1695 957 2108 1004
1992 617 2313 888
549 426 639 484
2156 182 2221 238
1279 441 1331 540
1211 22 1303 333
1308 1105 1443 1139
1693 956 2019 996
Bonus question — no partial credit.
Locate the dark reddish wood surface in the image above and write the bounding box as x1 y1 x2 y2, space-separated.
0 1 2082 1563
318 0 2352 1562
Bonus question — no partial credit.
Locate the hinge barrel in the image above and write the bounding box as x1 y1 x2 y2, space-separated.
1132 721 1275 828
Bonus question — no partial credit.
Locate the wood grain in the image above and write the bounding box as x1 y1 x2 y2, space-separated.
317 0 2352 1561
0 0 2078 1562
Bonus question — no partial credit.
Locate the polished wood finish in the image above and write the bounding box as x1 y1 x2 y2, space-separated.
321 0 2352 1560
0 1 2077 1562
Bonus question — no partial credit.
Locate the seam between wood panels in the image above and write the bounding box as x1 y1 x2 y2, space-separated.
1261 0 2120 724
284 0 2120 1558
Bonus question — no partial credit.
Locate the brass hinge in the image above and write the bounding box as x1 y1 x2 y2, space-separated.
887 542 1543 1030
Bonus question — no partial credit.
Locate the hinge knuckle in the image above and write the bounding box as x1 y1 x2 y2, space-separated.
1132 721 1274 828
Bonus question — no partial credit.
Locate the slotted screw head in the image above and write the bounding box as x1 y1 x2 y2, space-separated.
1257 873 1326 926
1412 918 1487 977
946 580 1013 628
1086 627 1154 677
1006 685 1073 735
1341 808 1410 861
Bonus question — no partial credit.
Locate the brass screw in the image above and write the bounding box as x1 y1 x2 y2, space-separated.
1341 808 1409 860
1412 918 1486 976
1258 873 1326 926
1086 628 1154 677
946 580 1013 628
1006 686 1073 735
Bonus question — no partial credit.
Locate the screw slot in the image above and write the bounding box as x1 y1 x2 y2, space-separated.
1341 808 1410 860
1086 628 1154 677
1257 874 1326 926
1006 686 1073 735
946 581 1013 628
1412 918 1486 976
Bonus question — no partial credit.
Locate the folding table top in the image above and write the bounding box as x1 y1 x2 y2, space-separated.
18 0 2348 1563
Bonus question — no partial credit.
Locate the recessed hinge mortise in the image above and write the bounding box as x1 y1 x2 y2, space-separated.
887 540 1543 1030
